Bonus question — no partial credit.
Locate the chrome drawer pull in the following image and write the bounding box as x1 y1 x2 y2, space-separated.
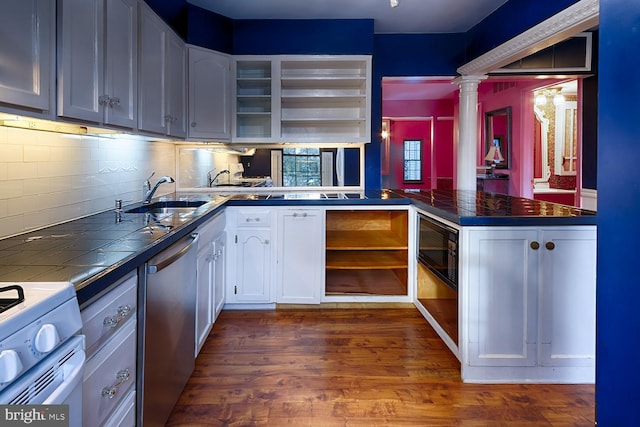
103 304 133 328
101 369 131 399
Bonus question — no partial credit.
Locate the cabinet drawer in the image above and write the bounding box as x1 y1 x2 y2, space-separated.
81 271 137 355
235 209 271 226
83 320 136 427
198 212 225 243
102 389 135 427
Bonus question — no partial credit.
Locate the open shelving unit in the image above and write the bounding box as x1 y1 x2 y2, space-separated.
325 209 408 296
280 59 370 142
233 56 371 143
235 60 272 139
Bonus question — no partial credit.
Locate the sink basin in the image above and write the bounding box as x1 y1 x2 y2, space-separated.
213 182 253 187
125 200 208 213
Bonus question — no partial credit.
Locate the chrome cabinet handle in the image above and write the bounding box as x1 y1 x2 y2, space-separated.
191 122 197 127
103 304 133 328
292 212 308 218
108 97 120 107
101 368 131 399
98 95 110 106
245 217 260 222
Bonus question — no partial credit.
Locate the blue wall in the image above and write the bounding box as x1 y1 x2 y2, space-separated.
143 0 187 39
187 5 233 54
233 20 374 55
597 0 640 424
465 0 581 61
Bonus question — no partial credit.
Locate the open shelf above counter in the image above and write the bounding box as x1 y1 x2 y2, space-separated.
233 55 371 143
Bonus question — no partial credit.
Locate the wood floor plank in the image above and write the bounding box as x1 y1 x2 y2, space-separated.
166 308 595 426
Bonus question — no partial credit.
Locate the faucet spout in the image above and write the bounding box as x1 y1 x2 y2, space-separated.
208 169 230 187
143 176 175 204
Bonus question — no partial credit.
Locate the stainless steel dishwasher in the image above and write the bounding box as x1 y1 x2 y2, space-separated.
138 233 199 427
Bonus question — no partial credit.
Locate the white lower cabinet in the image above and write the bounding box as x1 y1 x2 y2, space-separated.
226 208 274 305
461 226 596 383
80 271 137 427
213 231 226 319
276 208 324 304
195 212 225 356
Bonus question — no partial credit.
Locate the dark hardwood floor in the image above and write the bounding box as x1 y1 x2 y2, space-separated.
166 308 595 426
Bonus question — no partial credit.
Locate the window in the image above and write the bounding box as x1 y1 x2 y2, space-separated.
283 147 321 186
403 139 422 181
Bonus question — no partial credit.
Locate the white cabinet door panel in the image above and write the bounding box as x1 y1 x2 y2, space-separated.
538 228 596 367
467 229 538 367
0 0 54 111
166 32 187 138
234 229 272 302
138 5 167 134
277 209 323 304
58 0 103 122
188 46 231 140
104 0 137 128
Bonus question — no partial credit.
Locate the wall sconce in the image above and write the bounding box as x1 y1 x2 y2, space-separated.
535 93 547 106
390 0 399 8
381 120 389 140
485 144 504 175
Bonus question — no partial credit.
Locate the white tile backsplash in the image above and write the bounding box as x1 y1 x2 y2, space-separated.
0 127 176 238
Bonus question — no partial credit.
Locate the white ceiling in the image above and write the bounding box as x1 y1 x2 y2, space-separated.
187 0 509 34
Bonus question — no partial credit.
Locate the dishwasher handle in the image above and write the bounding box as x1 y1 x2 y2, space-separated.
148 233 199 274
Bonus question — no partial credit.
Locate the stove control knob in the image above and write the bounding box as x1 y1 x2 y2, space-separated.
0 350 23 383
34 324 60 354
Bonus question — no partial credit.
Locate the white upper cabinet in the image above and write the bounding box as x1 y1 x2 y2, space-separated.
0 0 55 113
166 31 187 138
232 55 371 143
138 2 186 138
57 0 137 128
188 45 232 141
104 0 138 128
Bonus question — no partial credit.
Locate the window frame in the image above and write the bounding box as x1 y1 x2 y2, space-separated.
402 139 423 183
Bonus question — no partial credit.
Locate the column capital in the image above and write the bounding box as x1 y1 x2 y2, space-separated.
453 75 488 91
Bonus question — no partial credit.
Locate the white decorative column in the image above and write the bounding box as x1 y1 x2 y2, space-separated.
456 75 486 191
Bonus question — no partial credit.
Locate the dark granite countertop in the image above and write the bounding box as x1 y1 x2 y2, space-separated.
0 189 596 307
385 189 597 226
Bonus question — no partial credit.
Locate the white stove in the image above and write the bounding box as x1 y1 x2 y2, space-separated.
0 281 84 424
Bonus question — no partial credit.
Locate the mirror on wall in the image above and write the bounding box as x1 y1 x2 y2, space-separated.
484 107 512 171
177 145 363 190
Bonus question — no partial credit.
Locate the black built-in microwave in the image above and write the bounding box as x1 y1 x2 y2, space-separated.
417 213 459 291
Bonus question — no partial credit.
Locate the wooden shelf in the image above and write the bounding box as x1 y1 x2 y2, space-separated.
326 230 407 250
325 209 408 297
325 270 407 296
326 250 407 269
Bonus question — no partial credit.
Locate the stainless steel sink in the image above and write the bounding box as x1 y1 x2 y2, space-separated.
125 200 208 213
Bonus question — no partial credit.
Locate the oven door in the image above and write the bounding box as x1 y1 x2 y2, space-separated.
0 335 85 426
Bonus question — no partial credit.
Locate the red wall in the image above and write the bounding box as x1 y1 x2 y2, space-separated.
382 98 455 190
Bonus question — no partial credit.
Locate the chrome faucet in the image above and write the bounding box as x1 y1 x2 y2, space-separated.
143 175 175 204
208 169 230 187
